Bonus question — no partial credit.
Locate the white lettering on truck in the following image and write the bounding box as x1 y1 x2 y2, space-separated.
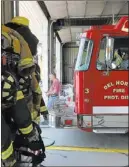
113 89 125 93
116 81 128 86
104 95 119 100
121 96 129 100
104 82 114 90
103 81 128 100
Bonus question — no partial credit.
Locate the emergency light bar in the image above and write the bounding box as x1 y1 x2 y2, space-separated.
121 20 128 32
115 16 128 32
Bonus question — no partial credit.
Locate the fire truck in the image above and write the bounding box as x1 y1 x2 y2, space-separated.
49 16 128 134
74 16 129 133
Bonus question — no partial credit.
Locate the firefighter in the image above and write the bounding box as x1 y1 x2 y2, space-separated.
118 49 129 70
111 49 123 69
5 16 48 124
112 49 129 70
1 25 46 166
120 51 129 70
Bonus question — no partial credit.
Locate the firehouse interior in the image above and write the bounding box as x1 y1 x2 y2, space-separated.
1 1 129 167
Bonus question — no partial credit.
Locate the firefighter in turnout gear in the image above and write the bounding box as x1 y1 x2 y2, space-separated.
111 49 123 69
6 16 48 124
112 48 129 70
1 24 46 166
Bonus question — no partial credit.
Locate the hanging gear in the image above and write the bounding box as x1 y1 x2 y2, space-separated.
31 71 42 122
5 18 48 125
40 98 49 121
6 17 39 56
18 75 32 97
16 73 39 123
5 20 42 124
1 71 18 110
1 114 17 167
14 122 46 166
2 23 46 165
35 63 49 121
11 16 29 27
2 25 36 77
1 73 46 166
35 63 41 82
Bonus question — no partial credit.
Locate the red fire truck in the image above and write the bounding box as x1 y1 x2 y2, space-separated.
74 16 129 133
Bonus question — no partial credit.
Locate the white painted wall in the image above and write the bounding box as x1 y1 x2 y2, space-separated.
19 1 48 103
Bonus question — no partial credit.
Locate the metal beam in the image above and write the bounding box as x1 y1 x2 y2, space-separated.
84 0 88 18
66 1 69 18
55 31 62 44
66 1 72 41
54 17 112 29
13 1 19 17
38 1 51 20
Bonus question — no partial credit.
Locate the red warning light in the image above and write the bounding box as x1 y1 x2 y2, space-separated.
65 120 72 126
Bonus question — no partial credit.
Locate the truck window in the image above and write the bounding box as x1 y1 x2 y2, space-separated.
75 38 93 71
97 37 129 70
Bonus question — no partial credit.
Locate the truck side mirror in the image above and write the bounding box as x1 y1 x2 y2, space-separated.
105 37 114 68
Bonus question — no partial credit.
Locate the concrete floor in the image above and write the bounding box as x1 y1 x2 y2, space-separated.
43 150 128 166
41 128 128 149
40 127 128 166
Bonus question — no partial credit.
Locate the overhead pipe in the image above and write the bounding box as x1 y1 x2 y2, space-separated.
49 20 56 73
13 0 19 17
54 17 113 29
112 14 115 25
60 43 66 83
112 5 115 25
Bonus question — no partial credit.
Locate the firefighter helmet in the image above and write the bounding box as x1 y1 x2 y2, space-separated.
11 16 29 27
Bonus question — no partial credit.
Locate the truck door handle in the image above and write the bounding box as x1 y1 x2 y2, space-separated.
102 71 109 76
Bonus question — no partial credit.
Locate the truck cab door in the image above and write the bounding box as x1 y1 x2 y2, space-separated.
74 37 94 130
92 36 129 131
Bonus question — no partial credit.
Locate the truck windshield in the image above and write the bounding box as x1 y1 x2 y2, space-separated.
75 38 93 71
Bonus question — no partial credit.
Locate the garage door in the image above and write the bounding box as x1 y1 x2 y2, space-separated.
19 1 45 40
19 1 49 99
